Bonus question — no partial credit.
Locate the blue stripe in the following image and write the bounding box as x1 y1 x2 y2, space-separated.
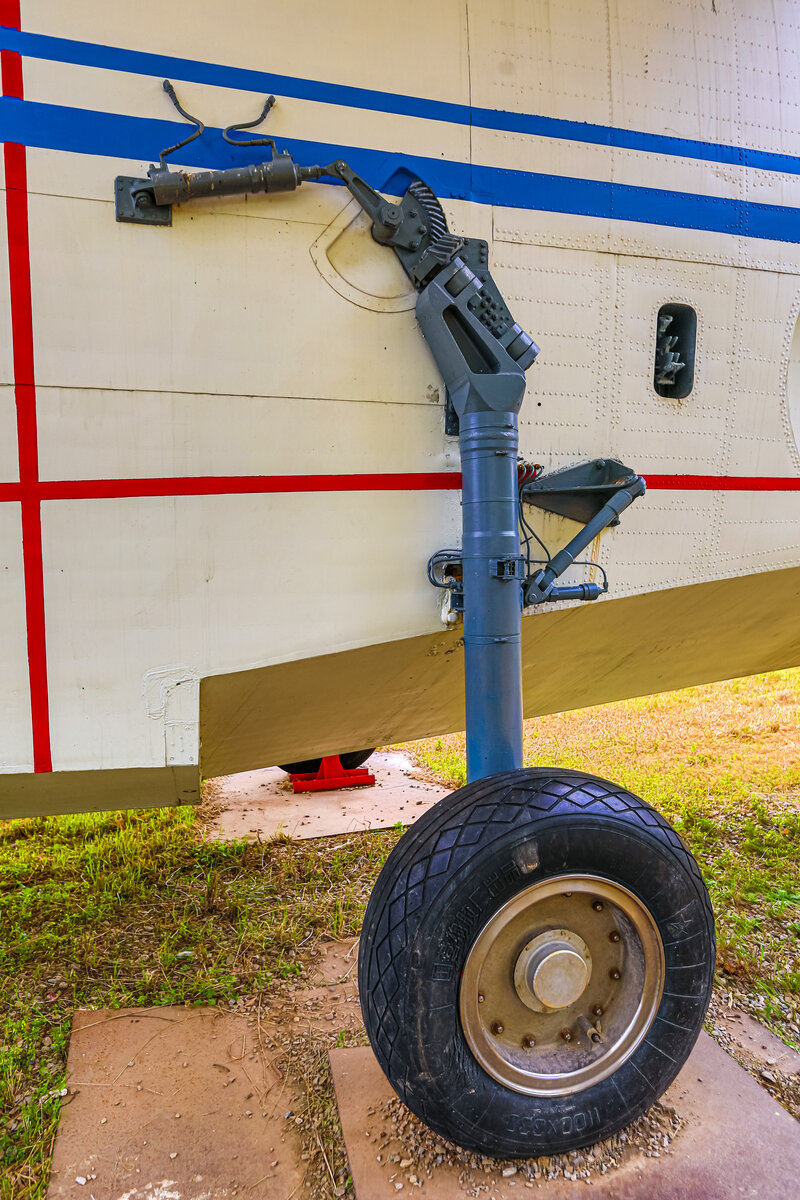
4 25 800 178
3 97 800 244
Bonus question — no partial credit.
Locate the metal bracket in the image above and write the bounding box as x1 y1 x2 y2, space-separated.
522 475 646 606
114 176 171 226
521 457 641 524
490 557 526 581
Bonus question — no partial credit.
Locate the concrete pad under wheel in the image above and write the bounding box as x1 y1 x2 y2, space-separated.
208 750 448 841
47 1006 304 1200
329 1034 800 1199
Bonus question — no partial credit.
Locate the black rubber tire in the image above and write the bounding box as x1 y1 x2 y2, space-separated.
359 767 715 1157
278 748 375 775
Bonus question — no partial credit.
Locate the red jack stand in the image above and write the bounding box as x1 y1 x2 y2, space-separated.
289 755 376 794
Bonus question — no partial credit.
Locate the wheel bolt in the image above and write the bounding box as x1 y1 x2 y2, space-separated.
592 1004 603 1016
478 993 485 1004
491 1022 504 1036
609 931 621 943
561 1029 573 1042
522 1034 536 1049
592 900 604 912
609 968 621 981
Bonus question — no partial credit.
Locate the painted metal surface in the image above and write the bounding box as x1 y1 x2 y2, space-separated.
3 1 800 813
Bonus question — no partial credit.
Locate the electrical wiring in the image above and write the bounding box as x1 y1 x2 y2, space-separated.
517 459 608 593
517 460 550 569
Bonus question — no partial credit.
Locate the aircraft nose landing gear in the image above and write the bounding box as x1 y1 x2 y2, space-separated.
359 769 715 1156
342 172 715 1154
117 132 716 1155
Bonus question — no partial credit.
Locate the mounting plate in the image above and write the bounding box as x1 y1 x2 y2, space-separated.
115 176 172 226
522 458 640 523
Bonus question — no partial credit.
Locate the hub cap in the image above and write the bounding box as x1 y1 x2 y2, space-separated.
514 929 592 1012
459 875 664 1096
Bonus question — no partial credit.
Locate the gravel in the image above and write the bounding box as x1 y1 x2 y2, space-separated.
364 1093 683 1193
706 988 800 1122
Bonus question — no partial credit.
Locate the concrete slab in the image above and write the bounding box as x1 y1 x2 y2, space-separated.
330 1034 800 1199
47 1006 304 1200
207 750 448 841
716 1008 800 1076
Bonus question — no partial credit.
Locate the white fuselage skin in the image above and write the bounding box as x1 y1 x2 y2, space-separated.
2 1 800 816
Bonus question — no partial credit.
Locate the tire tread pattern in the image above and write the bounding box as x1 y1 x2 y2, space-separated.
358 768 714 1153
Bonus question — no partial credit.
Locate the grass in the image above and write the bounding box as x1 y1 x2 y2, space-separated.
2 667 799 1196
0 809 400 1199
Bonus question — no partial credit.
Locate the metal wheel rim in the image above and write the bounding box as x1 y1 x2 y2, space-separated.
459 874 665 1097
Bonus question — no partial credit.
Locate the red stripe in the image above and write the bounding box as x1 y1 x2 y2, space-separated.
1 45 22 97
3 12 53 773
0 3 22 99
0 0 21 29
0 472 462 501
2 472 800 504
39 471 463 500
646 474 800 490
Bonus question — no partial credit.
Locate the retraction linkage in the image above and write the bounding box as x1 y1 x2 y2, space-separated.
115 81 340 225
113 85 645 775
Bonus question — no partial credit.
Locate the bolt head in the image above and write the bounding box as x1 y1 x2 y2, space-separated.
491 1022 504 1036
478 993 485 1004
522 1035 536 1049
609 968 621 981
592 900 604 912
561 1029 572 1042
592 1005 603 1017
609 931 621 943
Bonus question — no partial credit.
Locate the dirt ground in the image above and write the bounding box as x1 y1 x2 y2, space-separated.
48 935 800 1200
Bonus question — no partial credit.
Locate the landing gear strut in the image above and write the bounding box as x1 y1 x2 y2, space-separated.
338 173 715 1152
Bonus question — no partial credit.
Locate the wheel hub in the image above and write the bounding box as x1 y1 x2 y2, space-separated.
459 874 664 1097
514 929 591 1011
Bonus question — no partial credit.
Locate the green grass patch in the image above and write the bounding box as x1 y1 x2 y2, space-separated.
0 807 399 1199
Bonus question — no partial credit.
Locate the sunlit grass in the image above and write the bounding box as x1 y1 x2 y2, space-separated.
407 668 800 1008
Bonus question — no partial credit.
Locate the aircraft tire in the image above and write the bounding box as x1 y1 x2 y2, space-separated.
358 767 715 1156
278 749 375 775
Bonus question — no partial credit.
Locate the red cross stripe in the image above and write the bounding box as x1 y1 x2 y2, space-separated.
3 0 52 771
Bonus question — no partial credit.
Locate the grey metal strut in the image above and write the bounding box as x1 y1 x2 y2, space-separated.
113 123 643 785
332 166 539 781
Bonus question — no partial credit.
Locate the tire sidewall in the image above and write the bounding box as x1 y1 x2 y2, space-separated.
373 793 714 1156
